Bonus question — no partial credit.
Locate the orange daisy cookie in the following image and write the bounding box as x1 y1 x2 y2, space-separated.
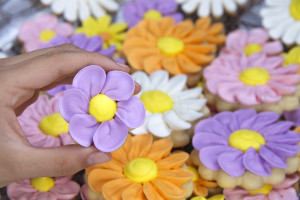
85 134 194 200
123 17 225 77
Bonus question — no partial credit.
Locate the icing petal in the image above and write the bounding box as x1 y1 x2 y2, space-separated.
269 188 298 200
192 132 228 150
248 28 269 44
70 34 88 49
54 23 73 36
200 145 230 171
131 71 151 96
84 36 103 52
147 114 172 137
161 74 187 96
265 131 300 144
218 149 245 177
273 174 299 189
251 111 280 131
259 145 288 168
263 41 283 55
259 121 294 137
195 118 231 137
243 147 271 176
164 110 191 130
284 107 300 126
149 70 169 90
266 142 300 158
255 85 281 103
156 0 177 14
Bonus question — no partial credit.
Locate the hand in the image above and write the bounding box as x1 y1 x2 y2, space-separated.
0 44 141 187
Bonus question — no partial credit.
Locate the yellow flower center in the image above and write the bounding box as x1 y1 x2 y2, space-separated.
140 90 173 113
249 184 273 195
191 194 225 200
98 32 111 43
144 10 162 21
40 30 56 42
229 129 265 152
31 177 55 192
187 166 199 181
124 158 158 183
243 44 262 56
290 0 300 21
89 94 117 123
239 67 270 85
283 46 300 66
39 113 69 137
157 37 184 56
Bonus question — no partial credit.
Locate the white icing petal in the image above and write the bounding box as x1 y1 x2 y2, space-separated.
223 0 237 13
149 70 169 90
162 75 187 96
147 114 172 137
41 0 54 4
265 0 288 6
174 105 204 121
79 0 91 21
132 71 151 96
198 0 211 17
64 0 78 22
235 0 247 4
171 87 202 101
97 0 119 11
283 23 300 45
175 99 207 111
269 19 294 39
89 0 105 18
175 0 188 3
183 0 201 14
164 110 191 130
212 0 223 18
52 0 67 14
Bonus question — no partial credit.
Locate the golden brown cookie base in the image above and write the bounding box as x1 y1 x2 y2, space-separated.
204 83 300 114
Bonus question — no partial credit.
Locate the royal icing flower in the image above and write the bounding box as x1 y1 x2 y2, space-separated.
85 134 194 200
123 0 183 28
261 0 300 45
40 0 119 22
7 176 80 200
131 70 208 147
76 15 127 50
18 15 73 52
123 17 225 75
175 0 248 18
59 65 145 152
192 109 300 190
221 28 283 57
204 53 300 113
191 194 225 200
18 95 74 148
224 174 299 200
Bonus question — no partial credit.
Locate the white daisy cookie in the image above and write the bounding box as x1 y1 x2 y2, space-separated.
175 0 248 18
131 70 209 147
40 0 119 22
261 0 300 45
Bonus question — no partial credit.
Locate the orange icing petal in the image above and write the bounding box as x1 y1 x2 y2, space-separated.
85 159 123 175
143 182 166 200
87 169 124 194
158 168 194 185
158 17 175 36
207 23 224 35
176 54 201 74
147 20 162 38
198 176 218 188
183 31 205 43
143 55 163 74
184 50 214 65
123 37 155 52
194 181 209 196
173 20 194 38
127 49 159 70
151 178 187 200
111 148 130 166
162 56 183 75
195 17 211 31
206 35 226 45
146 139 173 162
122 183 147 200
128 134 153 160
102 179 134 200
185 44 216 54
156 152 189 170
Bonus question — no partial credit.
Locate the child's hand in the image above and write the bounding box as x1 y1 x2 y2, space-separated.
0 44 140 187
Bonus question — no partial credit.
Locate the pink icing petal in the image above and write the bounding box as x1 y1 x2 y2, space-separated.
50 180 80 199
273 174 299 189
217 82 244 103
271 74 300 85
259 145 288 168
262 56 285 70
255 85 281 103
200 145 231 171
7 182 37 199
243 147 271 176
243 195 268 200
25 40 44 52
59 133 75 145
248 28 269 44
247 53 267 69
268 81 297 95
101 71 135 101
115 96 146 128
34 15 58 30
236 86 260 105
270 64 299 75
54 176 73 184
54 23 73 36
263 41 283 55
93 117 129 152
218 149 245 177
18 22 40 42
269 188 298 200
226 29 248 52
32 192 57 200
80 184 89 200
224 188 251 200
69 114 99 147
27 134 59 148
73 65 106 99
59 88 89 123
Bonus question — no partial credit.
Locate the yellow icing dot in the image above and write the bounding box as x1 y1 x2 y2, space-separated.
98 32 111 43
187 166 199 181
229 129 265 152
243 44 262 56
157 37 184 55
31 177 55 192
144 10 162 21
283 46 300 66
239 67 270 85
124 158 157 183
140 90 173 113
39 113 69 137
290 0 300 21
89 94 117 123
191 195 225 200
249 184 273 195
40 30 56 42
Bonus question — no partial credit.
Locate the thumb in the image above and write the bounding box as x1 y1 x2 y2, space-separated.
22 145 111 179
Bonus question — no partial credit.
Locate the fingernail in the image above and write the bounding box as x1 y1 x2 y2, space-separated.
87 152 111 166
116 62 130 68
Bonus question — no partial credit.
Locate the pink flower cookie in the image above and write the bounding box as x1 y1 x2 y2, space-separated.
224 174 299 200
18 14 73 52
18 95 74 147
7 176 80 200
204 53 300 113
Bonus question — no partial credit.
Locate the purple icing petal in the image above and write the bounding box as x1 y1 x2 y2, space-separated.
59 88 89 122
218 149 245 177
46 84 72 96
259 121 294 137
200 145 231 171
84 36 103 52
137 0 155 12
251 111 280 131
123 2 141 28
39 35 70 49
165 13 184 23
101 71 135 101
192 132 228 150
195 118 231 137
69 114 99 147
265 131 300 144
228 115 240 132
70 34 88 49
266 142 300 158
243 147 271 176
98 45 116 58
93 117 129 152
115 96 146 128
233 109 257 129
259 145 288 169
214 111 234 125
156 0 177 14
72 65 106 99
284 107 300 126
